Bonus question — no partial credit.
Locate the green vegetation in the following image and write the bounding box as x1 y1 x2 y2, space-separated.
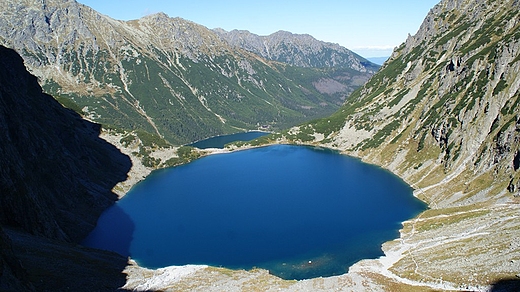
134 130 171 148
309 110 349 137
294 125 315 142
494 117 517 142
501 90 520 115
54 95 84 114
388 88 411 108
141 153 161 168
163 146 201 167
120 134 136 147
248 135 278 146
493 79 508 96
176 146 200 160
42 42 369 146
360 120 401 150
417 132 428 152
435 20 472 47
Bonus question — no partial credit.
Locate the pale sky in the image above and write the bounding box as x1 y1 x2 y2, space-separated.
77 0 439 58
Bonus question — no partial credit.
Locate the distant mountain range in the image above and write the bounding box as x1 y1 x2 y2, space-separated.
214 29 379 70
366 56 389 65
0 0 378 144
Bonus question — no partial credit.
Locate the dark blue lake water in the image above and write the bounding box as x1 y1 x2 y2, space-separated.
189 131 269 149
83 145 426 280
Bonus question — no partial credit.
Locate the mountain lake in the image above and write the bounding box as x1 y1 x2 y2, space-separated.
189 131 269 149
83 144 426 280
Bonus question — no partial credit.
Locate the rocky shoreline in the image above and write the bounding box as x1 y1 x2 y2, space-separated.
100 131 235 198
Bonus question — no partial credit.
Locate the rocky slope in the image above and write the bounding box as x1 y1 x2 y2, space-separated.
0 0 377 145
0 45 130 291
123 0 520 290
304 0 520 207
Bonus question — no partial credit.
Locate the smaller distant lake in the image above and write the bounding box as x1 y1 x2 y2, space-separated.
189 131 269 149
83 145 426 280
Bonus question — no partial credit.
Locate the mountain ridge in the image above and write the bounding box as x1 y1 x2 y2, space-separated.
0 0 377 145
214 28 379 70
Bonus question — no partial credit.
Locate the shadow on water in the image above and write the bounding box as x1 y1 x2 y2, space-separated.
489 278 520 292
82 205 135 257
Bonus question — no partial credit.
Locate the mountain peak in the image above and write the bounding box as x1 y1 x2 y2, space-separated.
143 11 170 19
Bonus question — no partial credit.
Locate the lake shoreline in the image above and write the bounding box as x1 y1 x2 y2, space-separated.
98 130 447 290
105 131 495 291
102 131 276 198
86 143 425 280
187 130 272 147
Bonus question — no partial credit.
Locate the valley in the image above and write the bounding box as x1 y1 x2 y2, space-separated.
0 0 519 291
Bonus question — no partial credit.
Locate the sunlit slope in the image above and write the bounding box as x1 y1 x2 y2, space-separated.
294 0 520 207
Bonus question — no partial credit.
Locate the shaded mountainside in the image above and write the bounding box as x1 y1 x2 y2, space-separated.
0 45 130 291
0 0 377 145
0 46 131 243
257 0 520 288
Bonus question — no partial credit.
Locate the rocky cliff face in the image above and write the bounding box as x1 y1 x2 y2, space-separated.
307 0 520 206
0 0 376 144
0 45 131 242
0 45 131 291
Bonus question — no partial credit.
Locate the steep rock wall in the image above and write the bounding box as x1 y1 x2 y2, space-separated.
0 45 131 242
